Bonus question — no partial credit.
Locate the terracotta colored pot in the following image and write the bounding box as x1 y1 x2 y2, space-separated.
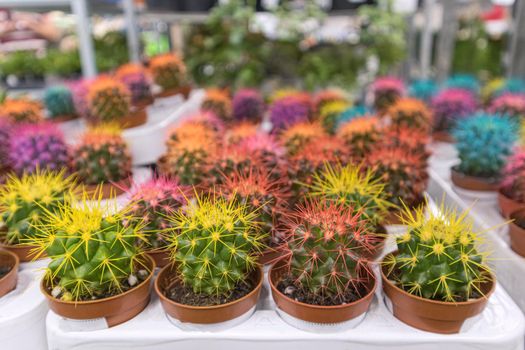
146 248 170 268
450 166 499 192
133 96 154 110
432 130 456 143
155 264 263 324
269 259 376 324
156 156 171 177
0 249 19 298
498 189 525 219
380 255 495 334
41 255 155 327
120 108 148 129
0 240 45 262
51 114 78 123
154 85 191 99
81 176 132 199
508 209 525 257
258 246 286 265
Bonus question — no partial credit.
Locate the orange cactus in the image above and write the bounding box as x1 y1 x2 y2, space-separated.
337 116 382 160
87 77 131 123
149 53 186 91
224 122 260 145
279 121 327 155
168 119 219 144
386 97 432 132
201 88 232 123
0 98 43 123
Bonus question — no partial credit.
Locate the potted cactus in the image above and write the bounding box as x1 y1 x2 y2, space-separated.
269 199 377 330
219 166 290 265
279 121 327 156
498 148 525 217
0 98 43 124
29 192 155 327
72 125 132 199
87 77 145 129
9 123 70 175
370 76 405 114
70 79 94 120
0 249 18 298
0 170 75 262
149 53 189 98
408 79 438 103
318 100 349 134
431 88 477 142
385 97 431 133
128 177 189 267
508 207 525 257
154 194 265 326
270 95 312 131
489 93 525 120
224 122 259 146
381 201 495 334
43 85 77 122
232 89 264 123
201 89 233 124
337 116 382 162
0 118 12 177
451 113 517 192
313 89 348 116
382 126 431 161
115 63 153 109
445 74 480 95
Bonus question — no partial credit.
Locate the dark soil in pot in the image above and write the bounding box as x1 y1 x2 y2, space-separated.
0 266 11 279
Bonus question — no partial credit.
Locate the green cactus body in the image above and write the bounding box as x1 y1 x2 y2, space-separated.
166 195 265 295
87 78 131 124
44 85 77 119
384 202 491 302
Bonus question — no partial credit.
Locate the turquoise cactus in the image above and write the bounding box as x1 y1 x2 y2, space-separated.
43 85 76 119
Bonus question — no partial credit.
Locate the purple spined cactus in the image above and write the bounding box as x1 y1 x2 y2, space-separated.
431 88 477 132
9 123 69 175
270 96 311 131
232 89 265 123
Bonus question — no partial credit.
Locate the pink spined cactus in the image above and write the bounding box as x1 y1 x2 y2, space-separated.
9 123 69 175
186 111 225 133
501 147 525 189
0 118 12 169
431 88 477 132
69 79 94 120
232 89 265 123
270 96 312 131
489 93 525 120
371 76 406 112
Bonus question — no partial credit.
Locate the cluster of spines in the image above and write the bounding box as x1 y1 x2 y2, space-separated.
386 97 432 133
337 115 381 161
43 85 77 119
270 94 312 131
318 100 350 134
313 89 348 116
488 93 525 120
149 53 186 91
370 76 405 112
279 121 327 156
201 89 233 123
232 89 264 123
431 88 477 132
87 77 131 124
115 63 152 105
0 98 43 124
408 79 438 103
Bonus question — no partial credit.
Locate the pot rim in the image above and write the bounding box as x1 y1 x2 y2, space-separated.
380 252 496 307
155 263 263 311
82 173 133 189
0 249 19 284
269 258 377 310
499 187 523 204
0 240 39 250
510 208 525 223
450 165 500 185
40 254 155 306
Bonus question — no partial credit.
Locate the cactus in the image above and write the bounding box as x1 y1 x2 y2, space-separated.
383 201 491 302
489 93 525 120
72 125 132 185
279 121 327 156
367 145 428 208
9 123 70 175
319 100 350 134
337 116 381 161
370 76 405 112
0 169 75 245
307 163 390 227
501 148 525 190
0 118 12 169
386 97 432 132
382 126 431 161
149 53 187 91
29 192 148 301
452 113 517 178
43 85 77 120
129 177 188 249
270 95 312 131
220 166 290 248
115 63 152 105
87 77 131 124
284 199 376 299
70 79 94 120
0 98 43 124
164 193 265 295
232 89 264 123
501 167 525 204
168 112 223 144
225 122 259 146
337 105 373 128
313 89 348 115
408 79 438 103
445 74 480 95
431 88 477 132
201 89 232 123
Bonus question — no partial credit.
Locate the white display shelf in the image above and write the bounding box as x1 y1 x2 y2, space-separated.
0 259 50 350
45 196 525 350
429 142 525 313
58 89 206 166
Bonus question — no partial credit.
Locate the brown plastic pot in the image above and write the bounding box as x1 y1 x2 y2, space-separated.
120 108 148 129
450 166 499 192
269 259 376 324
156 156 171 177
133 96 154 110
146 248 171 268
0 249 19 298
51 114 78 123
432 131 455 143
0 240 45 262
41 254 155 327
154 85 191 99
155 264 263 324
82 176 132 199
508 209 525 257
380 255 495 334
498 189 525 219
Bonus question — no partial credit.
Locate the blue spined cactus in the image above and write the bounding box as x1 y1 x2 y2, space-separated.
445 74 480 95
408 79 438 103
453 113 517 178
43 85 76 120
337 105 373 128
495 78 525 98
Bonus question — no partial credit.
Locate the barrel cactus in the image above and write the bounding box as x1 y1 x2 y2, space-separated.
70 79 94 120
201 89 232 123
279 121 327 156
431 88 477 132
225 122 259 146
9 123 70 175
319 100 350 134
43 85 77 120
337 116 381 161
0 98 43 124
270 95 312 131
313 89 348 115
408 79 438 103
337 105 373 128
386 97 432 132
489 93 525 120
232 89 264 123
115 63 152 105
383 201 491 301
149 53 187 91
370 76 405 112
87 77 131 124
445 74 480 95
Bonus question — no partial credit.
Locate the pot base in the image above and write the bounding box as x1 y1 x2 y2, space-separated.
167 306 256 332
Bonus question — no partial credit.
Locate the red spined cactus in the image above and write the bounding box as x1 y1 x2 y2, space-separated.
382 126 431 161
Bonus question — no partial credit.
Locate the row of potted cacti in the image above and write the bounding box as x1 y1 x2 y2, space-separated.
0 52 190 129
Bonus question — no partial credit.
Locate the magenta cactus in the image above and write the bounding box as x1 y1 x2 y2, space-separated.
431 88 477 132
489 93 525 120
501 147 525 189
69 79 94 120
9 123 69 175
270 96 311 131
232 89 265 123
0 118 12 169
371 76 405 112
129 177 188 249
